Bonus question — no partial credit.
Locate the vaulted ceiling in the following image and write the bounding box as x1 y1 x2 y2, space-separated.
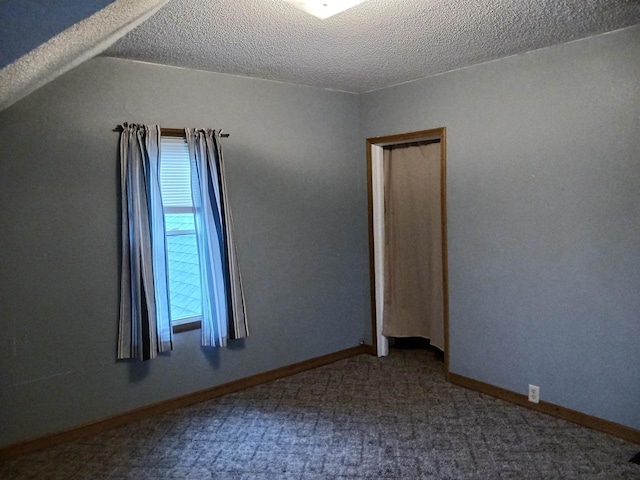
1 0 639 111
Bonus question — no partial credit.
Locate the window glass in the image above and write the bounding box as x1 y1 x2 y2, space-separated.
160 137 202 326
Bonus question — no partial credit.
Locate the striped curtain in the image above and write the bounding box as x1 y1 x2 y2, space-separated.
186 128 248 347
118 124 173 360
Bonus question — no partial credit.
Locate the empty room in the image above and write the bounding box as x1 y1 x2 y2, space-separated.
0 0 639 478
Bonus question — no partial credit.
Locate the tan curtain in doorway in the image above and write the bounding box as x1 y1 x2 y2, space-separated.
382 142 444 350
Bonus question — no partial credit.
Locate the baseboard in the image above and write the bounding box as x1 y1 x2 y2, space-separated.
361 343 377 356
0 344 370 460
449 372 640 445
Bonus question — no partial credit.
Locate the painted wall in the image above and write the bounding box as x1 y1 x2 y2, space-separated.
1 24 638 449
0 0 114 69
0 57 371 447
360 25 640 429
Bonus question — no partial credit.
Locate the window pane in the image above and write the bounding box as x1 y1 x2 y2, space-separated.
160 136 202 327
165 213 195 233
166 232 202 321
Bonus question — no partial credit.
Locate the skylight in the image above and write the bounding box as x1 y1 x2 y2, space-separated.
282 0 368 19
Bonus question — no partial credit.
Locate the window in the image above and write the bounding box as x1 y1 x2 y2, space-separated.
118 124 247 359
159 136 202 332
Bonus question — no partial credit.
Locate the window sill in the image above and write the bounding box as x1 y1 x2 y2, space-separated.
173 320 201 334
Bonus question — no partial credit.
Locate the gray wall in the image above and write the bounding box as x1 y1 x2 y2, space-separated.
0 57 371 446
361 25 640 429
1 24 639 448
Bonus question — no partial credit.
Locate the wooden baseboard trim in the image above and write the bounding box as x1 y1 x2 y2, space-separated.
0 345 369 460
361 343 377 356
449 372 640 445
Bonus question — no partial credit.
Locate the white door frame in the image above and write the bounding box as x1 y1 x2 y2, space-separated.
370 144 388 356
367 128 449 374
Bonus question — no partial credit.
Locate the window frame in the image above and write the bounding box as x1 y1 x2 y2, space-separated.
160 130 202 334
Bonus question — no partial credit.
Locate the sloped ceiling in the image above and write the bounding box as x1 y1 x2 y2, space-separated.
106 0 640 93
0 0 115 70
0 0 169 111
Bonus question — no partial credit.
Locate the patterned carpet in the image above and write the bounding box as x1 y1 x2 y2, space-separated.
2 348 638 479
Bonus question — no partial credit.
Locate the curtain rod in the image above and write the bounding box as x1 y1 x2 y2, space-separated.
113 126 230 137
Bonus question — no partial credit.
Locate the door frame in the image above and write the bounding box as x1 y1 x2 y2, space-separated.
366 127 450 377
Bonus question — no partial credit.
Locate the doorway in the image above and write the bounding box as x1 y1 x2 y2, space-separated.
367 128 449 376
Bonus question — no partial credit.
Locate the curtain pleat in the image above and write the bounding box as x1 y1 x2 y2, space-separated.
118 124 173 360
186 129 248 347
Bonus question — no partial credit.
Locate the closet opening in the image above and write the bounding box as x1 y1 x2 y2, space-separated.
367 128 449 377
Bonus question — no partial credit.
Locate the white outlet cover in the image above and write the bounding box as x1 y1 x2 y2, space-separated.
282 0 368 19
528 384 540 404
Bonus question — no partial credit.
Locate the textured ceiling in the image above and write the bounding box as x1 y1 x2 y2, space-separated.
0 0 168 112
105 0 640 93
0 0 114 69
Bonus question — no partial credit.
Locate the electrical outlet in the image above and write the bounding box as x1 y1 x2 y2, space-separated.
528 384 540 404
